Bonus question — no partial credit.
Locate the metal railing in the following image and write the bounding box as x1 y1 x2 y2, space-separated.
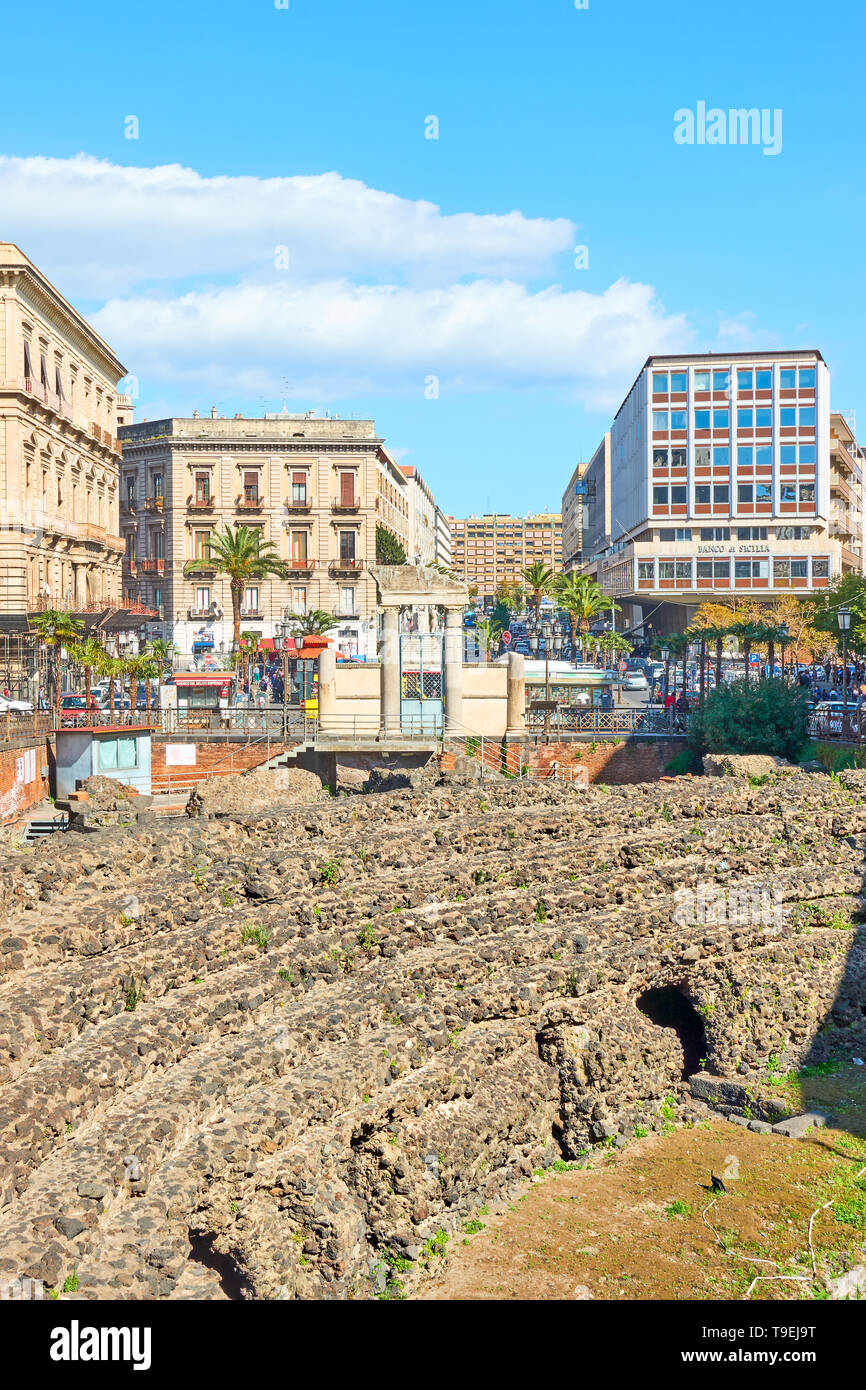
808 711 866 744
524 706 687 737
0 705 311 746
314 711 442 741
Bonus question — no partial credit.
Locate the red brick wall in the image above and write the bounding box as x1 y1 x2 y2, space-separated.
526 738 687 785
442 737 687 785
0 741 50 823
150 740 298 791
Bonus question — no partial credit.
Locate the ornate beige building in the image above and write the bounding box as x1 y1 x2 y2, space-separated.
118 410 412 658
0 244 127 613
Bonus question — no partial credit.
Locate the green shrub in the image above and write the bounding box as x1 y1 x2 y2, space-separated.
664 747 700 776
687 679 810 761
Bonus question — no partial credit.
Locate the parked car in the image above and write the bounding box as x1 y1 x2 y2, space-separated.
100 694 132 711
59 694 91 726
621 672 649 691
0 694 34 715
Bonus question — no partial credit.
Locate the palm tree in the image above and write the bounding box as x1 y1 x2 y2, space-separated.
555 572 618 663
238 630 259 688
145 637 173 711
730 620 765 685
102 654 125 720
68 635 106 716
699 623 731 688
286 609 338 638
29 609 84 714
475 616 503 660
123 655 141 716
522 562 555 624
187 525 287 654
657 632 691 702
140 655 160 718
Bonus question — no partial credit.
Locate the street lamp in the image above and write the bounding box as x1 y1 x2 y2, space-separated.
661 645 670 704
837 606 851 719
273 622 290 714
527 609 563 742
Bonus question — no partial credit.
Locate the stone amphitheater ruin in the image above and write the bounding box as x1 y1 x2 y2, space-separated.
0 762 864 1299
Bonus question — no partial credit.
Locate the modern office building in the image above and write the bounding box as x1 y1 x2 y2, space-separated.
448 512 562 600
580 352 862 634
0 243 128 613
118 410 411 658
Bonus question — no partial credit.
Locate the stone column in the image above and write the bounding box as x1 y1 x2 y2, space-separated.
443 606 464 732
318 647 337 733
506 651 526 737
380 606 401 736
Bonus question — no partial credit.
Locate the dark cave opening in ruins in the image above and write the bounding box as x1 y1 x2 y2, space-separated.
187 1233 251 1300
637 985 708 1080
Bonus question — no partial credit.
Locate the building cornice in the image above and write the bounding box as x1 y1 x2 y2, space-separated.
0 262 126 381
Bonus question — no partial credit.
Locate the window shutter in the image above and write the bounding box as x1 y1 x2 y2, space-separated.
292 472 305 485
340 472 355 506
23 342 33 379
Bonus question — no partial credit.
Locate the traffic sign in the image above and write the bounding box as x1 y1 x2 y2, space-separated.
618 660 627 672
502 630 512 646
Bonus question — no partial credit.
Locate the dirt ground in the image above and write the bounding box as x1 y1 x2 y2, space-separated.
419 1117 866 1301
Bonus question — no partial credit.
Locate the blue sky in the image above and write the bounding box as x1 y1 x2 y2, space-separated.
2 0 863 515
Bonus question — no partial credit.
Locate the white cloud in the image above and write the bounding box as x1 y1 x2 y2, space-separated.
716 311 765 347
1 153 695 410
0 154 574 295
92 275 690 409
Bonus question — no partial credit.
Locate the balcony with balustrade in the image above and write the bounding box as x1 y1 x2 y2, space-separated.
187 493 215 513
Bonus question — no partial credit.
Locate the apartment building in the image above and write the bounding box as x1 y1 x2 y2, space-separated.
118 411 410 658
580 433 613 567
829 411 864 574
376 450 410 556
561 461 585 571
448 512 562 601
399 465 438 567
562 439 612 572
0 243 127 613
582 352 863 633
434 505 453 572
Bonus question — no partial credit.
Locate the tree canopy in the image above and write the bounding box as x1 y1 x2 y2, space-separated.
375 525 407 565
